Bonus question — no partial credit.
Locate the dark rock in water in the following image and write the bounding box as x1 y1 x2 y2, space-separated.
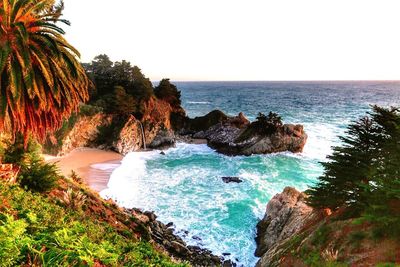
192 235 202 241
205 123 307 156
149 129 176 149
183 110 250 135
160 151 166 155
223 259 236 267
186 110 307 156
222 252 231 256
222 177 243 183
166 222 173 228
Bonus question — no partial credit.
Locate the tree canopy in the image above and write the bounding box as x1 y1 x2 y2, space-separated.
154 78 181 108
308 106 400 222
0 0 89 142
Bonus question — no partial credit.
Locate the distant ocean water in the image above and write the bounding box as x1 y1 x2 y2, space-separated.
100 81 400 266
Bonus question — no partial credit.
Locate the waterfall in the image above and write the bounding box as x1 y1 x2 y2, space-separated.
138 121 146 150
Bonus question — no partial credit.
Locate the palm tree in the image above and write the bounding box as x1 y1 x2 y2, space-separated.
0 0 89 142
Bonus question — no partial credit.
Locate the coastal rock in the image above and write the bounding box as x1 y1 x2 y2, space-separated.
184 110 307 156
185 110 250 136
134 209 231 266
45 97 185 155
255 187 314 266
114 115 143 154
205 123 307 156
148 129 176 149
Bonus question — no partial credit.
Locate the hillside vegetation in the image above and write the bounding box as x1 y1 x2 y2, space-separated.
0 140 187 266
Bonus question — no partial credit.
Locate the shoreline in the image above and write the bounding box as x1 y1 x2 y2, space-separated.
45 147 123 192
44 139 207 192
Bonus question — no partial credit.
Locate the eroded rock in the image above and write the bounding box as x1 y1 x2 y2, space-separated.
255 187 314 266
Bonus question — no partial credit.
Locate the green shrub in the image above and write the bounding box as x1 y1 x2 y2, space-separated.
19 159 60 193
1 135 41 165
154 79 182 108
0 215 31 267
0 181 187 266
349 231 366 243
69 170 83 184
311 225 332 247
79 103 103 117
236 111 283 142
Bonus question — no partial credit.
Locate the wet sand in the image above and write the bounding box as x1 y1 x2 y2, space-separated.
46 148 123 192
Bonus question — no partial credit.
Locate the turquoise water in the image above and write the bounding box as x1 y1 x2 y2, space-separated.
101 81 400 266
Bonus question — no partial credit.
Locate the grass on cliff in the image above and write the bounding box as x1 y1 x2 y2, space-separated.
0 176 187 266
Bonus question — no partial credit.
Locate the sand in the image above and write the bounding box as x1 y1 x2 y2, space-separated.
46 148 123 192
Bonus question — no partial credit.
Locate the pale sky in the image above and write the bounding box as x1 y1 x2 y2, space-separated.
63 0 400 81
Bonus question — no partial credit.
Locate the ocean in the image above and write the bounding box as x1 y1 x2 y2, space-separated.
100 81 400 266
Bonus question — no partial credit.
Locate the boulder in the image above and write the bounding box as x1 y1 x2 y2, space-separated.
255 187 314 266
148 129 175 149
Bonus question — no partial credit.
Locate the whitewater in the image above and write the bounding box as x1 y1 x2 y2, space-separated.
99 81 400 266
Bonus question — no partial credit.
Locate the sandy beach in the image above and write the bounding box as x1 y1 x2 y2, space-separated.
46 148 123 192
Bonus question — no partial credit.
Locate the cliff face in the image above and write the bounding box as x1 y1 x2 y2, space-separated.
255 188 400 267
54 113 113 156
48 97 186 156
255 187 316 267
48 104 307 157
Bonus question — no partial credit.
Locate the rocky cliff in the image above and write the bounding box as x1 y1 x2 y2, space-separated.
255 187 400 267
47 103 307 158
46 97 186 156
255 187 316 267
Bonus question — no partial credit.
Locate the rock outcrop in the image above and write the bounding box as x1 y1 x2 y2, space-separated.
51 113 113 156
187 110 307 156
255 187 400 267
46 97 186 156
255 187 314 267
130 209 234 267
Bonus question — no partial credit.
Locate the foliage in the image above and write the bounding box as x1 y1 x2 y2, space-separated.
308 106 400 237
84 55 158 116
1 135 42 164
0 180 187 266
0 0 89 142
1 136 59 192
154 79 182 108
19 158 60 193
311 225 332 247
0 215 31 267
92 116 127 147
253 112 283 134
42 113 78 155
236 111 283 142
78 103 103 117
130 66 154 101
60 188 87 209
98 86 137 115
69 170 83 184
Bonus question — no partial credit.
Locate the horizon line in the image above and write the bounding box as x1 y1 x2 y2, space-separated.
154 79 400 83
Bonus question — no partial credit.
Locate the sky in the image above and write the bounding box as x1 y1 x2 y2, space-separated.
63 0 400 81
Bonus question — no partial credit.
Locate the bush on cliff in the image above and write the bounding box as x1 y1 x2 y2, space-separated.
308 106 400 236
236 112 283 142
253 112 283 135
1 136 60 193
84 55 154 103
155 79 182 108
